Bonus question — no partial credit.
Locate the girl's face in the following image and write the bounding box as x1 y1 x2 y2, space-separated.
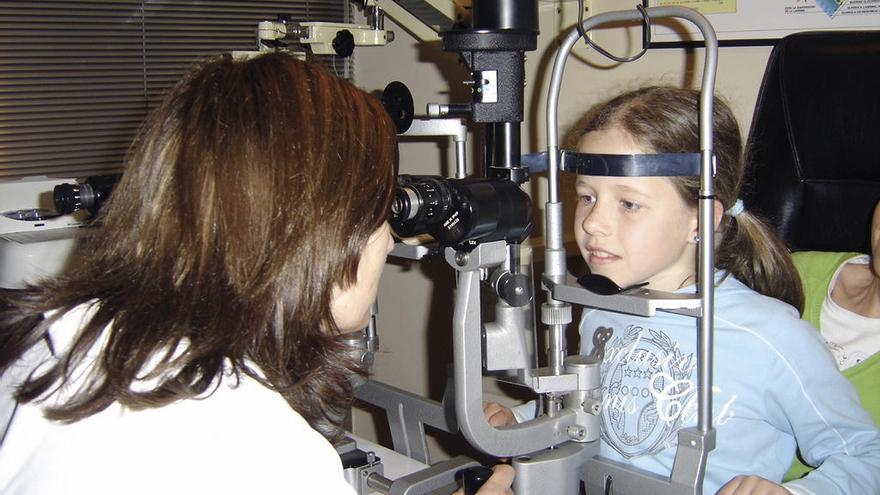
330 221 394 333
574 127 699 292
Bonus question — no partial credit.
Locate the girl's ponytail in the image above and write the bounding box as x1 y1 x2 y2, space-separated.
716 210 804 313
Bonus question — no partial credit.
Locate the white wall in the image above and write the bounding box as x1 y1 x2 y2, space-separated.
351 1 775 460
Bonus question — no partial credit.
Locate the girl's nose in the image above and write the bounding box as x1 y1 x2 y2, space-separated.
580 204 609 237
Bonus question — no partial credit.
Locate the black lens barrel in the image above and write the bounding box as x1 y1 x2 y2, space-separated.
389 175 532 248
53 174 121 215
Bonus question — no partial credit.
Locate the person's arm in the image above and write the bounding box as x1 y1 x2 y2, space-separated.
771 324 880 495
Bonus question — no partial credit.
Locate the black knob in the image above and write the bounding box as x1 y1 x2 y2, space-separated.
456 466 494 495
381 81 414 134
332 29 355 57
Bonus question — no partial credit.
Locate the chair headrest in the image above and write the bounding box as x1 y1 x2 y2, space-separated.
743 30 880 253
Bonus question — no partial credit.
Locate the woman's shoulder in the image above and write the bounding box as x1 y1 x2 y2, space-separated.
792 250 863 275
44 301 101 351
1 304 98 391
2 374 350 493
793 251 864 297
141 372 323 440
121 375 347 489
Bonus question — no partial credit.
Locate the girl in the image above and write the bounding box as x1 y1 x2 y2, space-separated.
0 52 512 494
486 86 880 494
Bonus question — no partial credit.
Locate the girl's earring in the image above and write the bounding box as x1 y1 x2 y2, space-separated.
692 233 701 244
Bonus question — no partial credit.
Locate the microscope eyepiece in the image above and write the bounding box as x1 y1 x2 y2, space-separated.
389 175 532 248
391 186 423 222
390 176 451 228
53 174 121 215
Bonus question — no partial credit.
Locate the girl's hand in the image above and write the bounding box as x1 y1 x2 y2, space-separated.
482 402 517 427
717 475 792 495
452 464 515 495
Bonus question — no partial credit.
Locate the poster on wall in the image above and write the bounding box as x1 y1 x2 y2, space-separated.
645 0 880 45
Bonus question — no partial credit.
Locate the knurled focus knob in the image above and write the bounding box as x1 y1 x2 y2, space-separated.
332 29 355 57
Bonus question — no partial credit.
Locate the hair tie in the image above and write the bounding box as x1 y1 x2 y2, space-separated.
726 198 744 217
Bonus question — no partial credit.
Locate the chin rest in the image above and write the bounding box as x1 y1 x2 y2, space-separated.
742 30 880 254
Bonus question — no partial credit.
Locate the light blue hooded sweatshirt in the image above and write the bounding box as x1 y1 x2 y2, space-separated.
515 273 880 494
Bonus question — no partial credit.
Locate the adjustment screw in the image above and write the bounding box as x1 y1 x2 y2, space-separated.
567 425 586 440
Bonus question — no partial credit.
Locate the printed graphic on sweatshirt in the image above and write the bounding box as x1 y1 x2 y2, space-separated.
593 323 739 459
596 323 696 458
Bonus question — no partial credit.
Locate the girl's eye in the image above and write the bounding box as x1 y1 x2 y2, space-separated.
621 200 641 212
579 195 596 206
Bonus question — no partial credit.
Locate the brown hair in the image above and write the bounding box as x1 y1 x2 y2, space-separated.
0 52 398 439
574 86 803 312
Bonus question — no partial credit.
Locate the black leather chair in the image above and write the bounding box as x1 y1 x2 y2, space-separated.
742 30 880 254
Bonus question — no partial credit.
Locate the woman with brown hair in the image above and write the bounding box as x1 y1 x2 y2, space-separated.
0 51 512 494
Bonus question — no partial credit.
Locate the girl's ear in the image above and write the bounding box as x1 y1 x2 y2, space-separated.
713 199 724 231
690 200 725 241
